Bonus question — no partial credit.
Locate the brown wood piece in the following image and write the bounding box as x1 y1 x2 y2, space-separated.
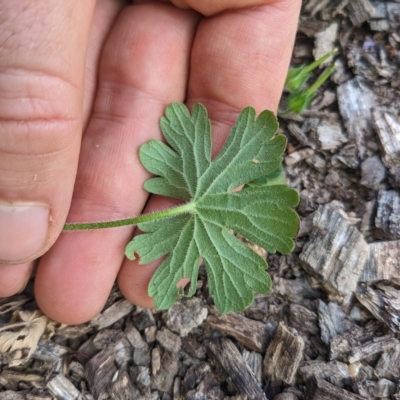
300 204 368 296
305 377 365 399
206 338 267 400
263 322 304 386
206 312 270 352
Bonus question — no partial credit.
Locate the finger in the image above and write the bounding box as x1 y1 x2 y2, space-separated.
83 0 127 129
0 1 96 269
35 3 199 324
118 0 301 308
170 0 287 16
0 262 33 297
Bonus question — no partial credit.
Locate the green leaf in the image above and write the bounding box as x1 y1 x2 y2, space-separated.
245 164 286 188
126 103 299 313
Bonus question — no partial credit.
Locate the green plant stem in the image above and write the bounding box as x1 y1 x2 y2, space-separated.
303 48 338 74
63 202 196 231
306 63 337 95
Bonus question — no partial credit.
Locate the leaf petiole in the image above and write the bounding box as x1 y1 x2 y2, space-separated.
63 201 196 231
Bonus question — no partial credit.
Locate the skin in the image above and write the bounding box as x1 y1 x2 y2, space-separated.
0 0 301 324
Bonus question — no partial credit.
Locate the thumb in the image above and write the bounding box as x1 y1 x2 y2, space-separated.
0 0 95 264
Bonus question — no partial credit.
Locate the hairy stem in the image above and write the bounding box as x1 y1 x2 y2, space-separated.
63 202 196 231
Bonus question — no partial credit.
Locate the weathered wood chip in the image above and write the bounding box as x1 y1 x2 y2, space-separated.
263 322 304 386
131 307 155 331
317 301 354 345
316 121 347 151
375 343 400 380
181 335 207 360
361 240 400 282
300 203 369 296
299 360 349 387
373 111 400 169
86 336 131 400
303 0 331 17
298 16 329 37
313 22 339 67
156 327 181 354
273 276 322 303
346 0 375 26
348 334 399 363
90 299 134 330
207 338 267 400
375 190 400 239
166 298 207 337
387 3 400 29
273 393 300 400
47 374 84 400
337 78 375 159
360 155 386 190
151 349 179 393
0 391 26 400
206 312 270 352
288 304 319 336
305 377 364 399
329 324 370 362
285 148 314 166
125 323 150 366
242 350 263 384
183 363 211 391
35 339 68 362
87 347 117 400
1 371 44 384
370 18 390 32
183 363 224 400
91 329 124 351
329 320 382 362
131 365 151 395
144 325 157 345
108 370 139 400
173 377 181 399
287 123 315 149
370 378 396 398
356 282 400 333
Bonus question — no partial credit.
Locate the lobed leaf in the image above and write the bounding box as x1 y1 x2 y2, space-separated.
126 103 299 313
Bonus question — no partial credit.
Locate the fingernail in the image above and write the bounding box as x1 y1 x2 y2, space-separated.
0 201 50 263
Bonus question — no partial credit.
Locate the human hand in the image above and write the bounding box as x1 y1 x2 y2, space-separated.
0 0 301 323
